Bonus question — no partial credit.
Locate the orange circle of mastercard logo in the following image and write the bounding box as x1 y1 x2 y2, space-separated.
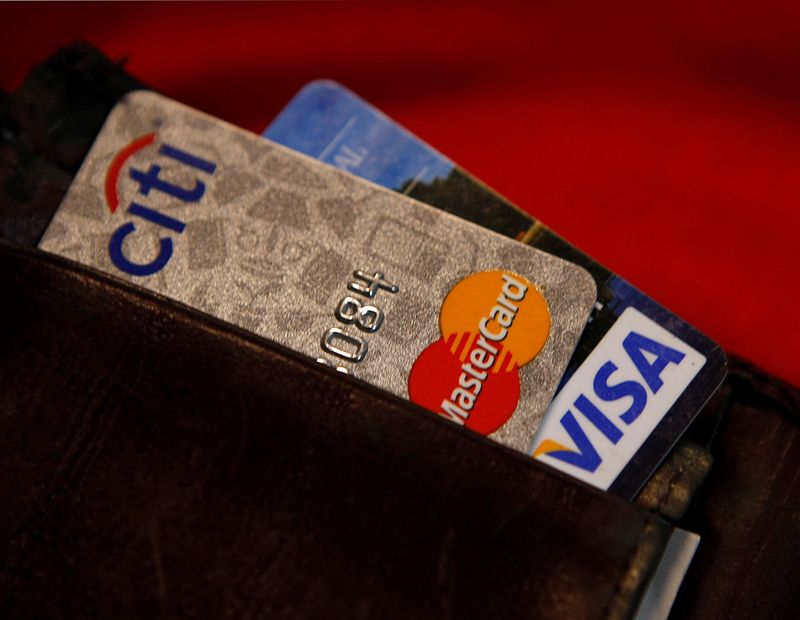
408 270 551 435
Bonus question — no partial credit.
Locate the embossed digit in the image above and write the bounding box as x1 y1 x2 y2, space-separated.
335 297 384 333
321 328 368 362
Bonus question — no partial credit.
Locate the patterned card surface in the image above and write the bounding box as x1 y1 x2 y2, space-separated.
39 91 597 455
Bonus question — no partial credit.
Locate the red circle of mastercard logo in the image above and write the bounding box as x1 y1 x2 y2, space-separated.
408 270 550 434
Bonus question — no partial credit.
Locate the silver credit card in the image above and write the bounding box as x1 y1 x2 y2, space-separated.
39 91 596 452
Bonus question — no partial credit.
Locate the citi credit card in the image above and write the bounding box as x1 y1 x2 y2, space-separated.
264 81 727 497
38 91 597 455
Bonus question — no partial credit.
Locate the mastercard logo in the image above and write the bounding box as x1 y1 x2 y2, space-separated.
408 270 551 434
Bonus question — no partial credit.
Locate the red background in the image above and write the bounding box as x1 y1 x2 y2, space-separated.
2 1 798 386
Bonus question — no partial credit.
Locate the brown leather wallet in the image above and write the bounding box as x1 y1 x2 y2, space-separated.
2 44 799 619
0 242 671 618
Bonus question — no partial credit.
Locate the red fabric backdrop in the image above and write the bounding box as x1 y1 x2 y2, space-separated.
2 1 798 386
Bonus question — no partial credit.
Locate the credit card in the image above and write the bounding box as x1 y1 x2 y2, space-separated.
264 81 727 497
38 91 597 454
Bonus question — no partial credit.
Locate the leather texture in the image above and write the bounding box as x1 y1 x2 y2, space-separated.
0 43 142 246
0 243 669 619
669 359 800 619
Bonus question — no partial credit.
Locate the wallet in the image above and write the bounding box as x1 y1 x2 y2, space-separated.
1 43 798 619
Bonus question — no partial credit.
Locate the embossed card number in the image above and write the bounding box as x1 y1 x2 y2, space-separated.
318 270 399 374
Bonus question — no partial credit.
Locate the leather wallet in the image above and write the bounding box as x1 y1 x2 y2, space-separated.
1 43 798 619
0 241 670 618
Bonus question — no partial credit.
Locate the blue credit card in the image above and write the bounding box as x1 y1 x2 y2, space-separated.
264 80 727 498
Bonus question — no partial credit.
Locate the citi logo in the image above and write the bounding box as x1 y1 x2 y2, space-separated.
531 306 706 490
104 133 217 276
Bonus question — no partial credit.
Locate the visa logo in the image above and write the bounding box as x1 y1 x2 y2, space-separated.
105 133 217 276
531 306 706 490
